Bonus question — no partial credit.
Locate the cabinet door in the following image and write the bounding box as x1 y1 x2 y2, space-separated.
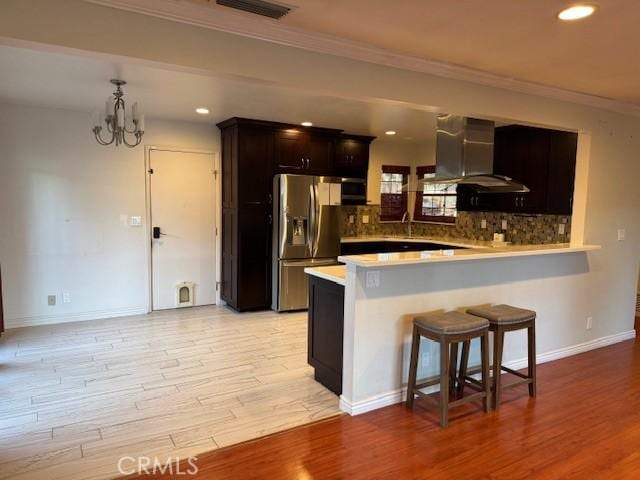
274 129 307 172
519 128 550 213
493 126 550 214
221 209 236 306
306 134 333 174
456 185 494 212
238 127 273 205
335 138 369 176
308 276 344 395
546 131 577 215
237 207 271 310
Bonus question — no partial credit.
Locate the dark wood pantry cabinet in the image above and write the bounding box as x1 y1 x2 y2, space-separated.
217 117 375 311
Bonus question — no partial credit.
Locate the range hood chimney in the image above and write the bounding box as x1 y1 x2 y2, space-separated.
428 114 529 193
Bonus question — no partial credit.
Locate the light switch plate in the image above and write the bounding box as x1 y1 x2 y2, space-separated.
47 295 56 306
501 220 508 230
481 219 487 229
366 271 380 288
349 215 355 224
617 229 626 241
63 292 71 304
558 223 566 235
362 215 370 224
129 216 142 227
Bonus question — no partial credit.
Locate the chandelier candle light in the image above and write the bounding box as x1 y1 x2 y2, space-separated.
92 79 145 147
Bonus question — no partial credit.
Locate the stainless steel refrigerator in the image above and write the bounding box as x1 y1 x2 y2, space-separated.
272 174 343 311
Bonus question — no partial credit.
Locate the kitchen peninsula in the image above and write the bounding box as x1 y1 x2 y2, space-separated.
306 239 600 415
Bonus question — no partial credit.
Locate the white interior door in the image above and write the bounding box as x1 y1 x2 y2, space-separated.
149 149 216 310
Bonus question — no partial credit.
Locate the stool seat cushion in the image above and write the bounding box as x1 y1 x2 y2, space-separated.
414 311 489 334
467 304 536 325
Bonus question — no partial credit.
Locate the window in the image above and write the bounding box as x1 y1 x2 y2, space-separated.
380 165 410 221
414 165 457 223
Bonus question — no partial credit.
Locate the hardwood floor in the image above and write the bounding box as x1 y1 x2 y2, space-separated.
0 306 340 480
131 338 640 480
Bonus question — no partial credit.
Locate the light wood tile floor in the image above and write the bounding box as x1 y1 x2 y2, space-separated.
0 306 341 480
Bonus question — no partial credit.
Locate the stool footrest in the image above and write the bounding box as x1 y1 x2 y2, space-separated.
499 377 533 391
449 391 486 409
501 365 529 379
462 376 484 391
414 390 440 406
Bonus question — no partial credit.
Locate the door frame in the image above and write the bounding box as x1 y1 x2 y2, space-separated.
144 145 221 312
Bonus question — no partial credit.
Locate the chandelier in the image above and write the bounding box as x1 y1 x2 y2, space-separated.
92 79 145 147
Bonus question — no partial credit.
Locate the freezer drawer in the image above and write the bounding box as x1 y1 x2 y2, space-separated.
275 258 338 311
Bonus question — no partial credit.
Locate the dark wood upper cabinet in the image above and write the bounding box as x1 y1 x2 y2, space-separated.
459 125 577 215
274 129 308 172
273 126 341 175
217 117 375 312
334 135 374 178
546 130 577 215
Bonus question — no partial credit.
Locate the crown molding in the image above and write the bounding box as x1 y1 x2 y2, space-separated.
84 0 640 117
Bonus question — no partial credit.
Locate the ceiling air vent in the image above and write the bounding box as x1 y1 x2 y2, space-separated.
216 0 291 19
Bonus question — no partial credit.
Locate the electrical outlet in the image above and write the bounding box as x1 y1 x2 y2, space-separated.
362 215 369 224
62 292 71 304
617 229 626 241
501 220 508 230
558 223 566 235
349 215 355 224
47 295 57 306
365 270 380 288
586 316 593 330
480 219 487 229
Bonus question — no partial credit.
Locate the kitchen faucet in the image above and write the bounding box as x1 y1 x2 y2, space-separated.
402 211 412 238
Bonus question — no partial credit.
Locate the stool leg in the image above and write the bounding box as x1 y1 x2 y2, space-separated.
439 338 450 428
492 328 504 410
480 332 490 413
449 342 459 395
406 325 420 408
458 340 470 396
528 321 537 397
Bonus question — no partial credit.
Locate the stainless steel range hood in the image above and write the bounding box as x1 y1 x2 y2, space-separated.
420 114 529 193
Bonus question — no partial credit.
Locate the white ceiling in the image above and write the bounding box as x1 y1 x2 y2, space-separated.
0 45 438 142
279 0 640 106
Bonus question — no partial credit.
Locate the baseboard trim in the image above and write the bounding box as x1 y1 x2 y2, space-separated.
339 329 637 416
5 306 149 329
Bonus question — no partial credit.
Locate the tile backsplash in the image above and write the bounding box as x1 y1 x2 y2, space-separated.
341 205 571 244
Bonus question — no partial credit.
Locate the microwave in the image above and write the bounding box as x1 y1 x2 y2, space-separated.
340 178 367 205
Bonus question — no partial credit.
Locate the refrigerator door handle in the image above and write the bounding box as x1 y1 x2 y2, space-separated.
308 182 316 256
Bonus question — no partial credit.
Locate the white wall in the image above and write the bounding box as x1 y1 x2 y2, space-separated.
0 103 217 327
1 0 639 357
342 251 627 410
367 139 435 205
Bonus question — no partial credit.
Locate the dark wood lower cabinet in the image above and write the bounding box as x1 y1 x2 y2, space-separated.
307 275 344 395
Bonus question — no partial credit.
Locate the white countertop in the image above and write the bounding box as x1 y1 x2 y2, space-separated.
338 243 600 268
340 235 486 249
304 265 346 285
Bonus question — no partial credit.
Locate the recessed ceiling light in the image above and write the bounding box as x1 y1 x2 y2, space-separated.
385 130 397 136
301 121 313 127
557 4 597 21
195 107 210 115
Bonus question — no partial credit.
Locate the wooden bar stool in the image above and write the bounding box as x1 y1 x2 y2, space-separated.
461 304 537 409
406 311 491 428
